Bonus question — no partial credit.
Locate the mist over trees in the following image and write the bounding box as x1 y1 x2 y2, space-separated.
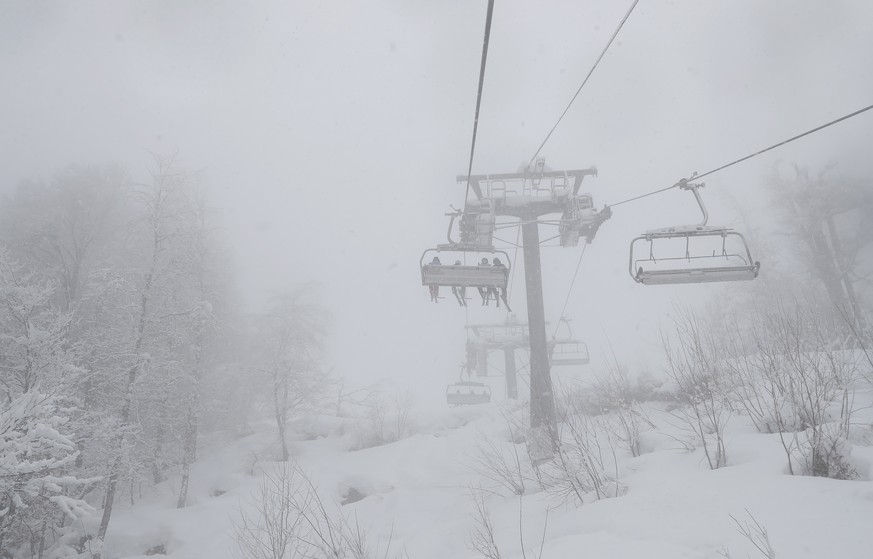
0 157 330 557
0 154 870 558
766 165 872 334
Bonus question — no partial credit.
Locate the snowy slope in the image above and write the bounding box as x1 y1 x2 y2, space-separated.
101 396 873 559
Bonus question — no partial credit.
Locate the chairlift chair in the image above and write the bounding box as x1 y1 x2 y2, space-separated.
559 195 598 247
629 179 760 285
420 246 511 289
548 317 590 367
420 230 512 307
446 381 492 406
421 210 509 293
465 341 489 377
458 201 496 247
549 340 590 366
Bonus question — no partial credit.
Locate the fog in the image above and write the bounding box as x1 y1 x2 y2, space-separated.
2 0 872 405
0 0 873 556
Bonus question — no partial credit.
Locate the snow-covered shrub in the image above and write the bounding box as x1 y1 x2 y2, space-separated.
0 390 94 555
798 423 857 480
234 461 404 559
588 367 656 457
467 487 550 559
586 369 662 414
540 390 624 505
719 511 777 559
467 488 503 559
661 308 731 470
465 407 536 496
723 302 861 477
469 426 532 496
349 388 415 450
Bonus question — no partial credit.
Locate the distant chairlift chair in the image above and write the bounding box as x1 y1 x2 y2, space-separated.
629 179 760 285
548 316 590 368
549 340 590 366
446 381 492 406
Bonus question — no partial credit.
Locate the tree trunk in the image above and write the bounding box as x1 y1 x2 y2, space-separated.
273 370 289 462
152 420 165 485
809 226 853 324
825 214 867 337
176 407 197 508
177 287 207 507
96 253 155 549
96 466 120 544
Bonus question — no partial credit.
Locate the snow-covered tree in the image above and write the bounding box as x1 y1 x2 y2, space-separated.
767 165 873 337
0 247 74 401
0 165 128 312
251 289 330 462
0 390 93 555
0 156 252 553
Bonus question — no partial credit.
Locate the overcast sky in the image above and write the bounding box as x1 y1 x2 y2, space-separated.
2 0 872 407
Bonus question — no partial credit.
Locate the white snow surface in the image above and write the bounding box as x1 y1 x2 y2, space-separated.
99 398 873 559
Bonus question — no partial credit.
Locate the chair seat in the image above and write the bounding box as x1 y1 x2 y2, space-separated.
636 265 759 285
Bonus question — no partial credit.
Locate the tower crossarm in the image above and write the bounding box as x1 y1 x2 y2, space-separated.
458 168 599 219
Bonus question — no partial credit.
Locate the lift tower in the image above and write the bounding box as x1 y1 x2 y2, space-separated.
458 162 609 458
466 315 533 398
465 315 590 400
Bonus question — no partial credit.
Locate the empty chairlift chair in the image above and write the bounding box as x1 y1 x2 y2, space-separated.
549 340 590 366
458 201 496 247
559 195 604 247
548 316 590 368
446 381 492 406
629 179 760 285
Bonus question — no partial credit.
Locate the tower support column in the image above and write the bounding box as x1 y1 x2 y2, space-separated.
503 347 518 399
521 220 556 459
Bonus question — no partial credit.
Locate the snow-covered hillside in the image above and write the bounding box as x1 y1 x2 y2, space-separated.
99 387 873 559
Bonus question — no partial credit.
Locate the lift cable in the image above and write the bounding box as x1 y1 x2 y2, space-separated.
539 103 873 355
515 356 532 391
464 296 470 340
492 234 523 248
527 0 641 168
463 0 496 208
607 102 873 209
506 226 522 309
551 242 588 339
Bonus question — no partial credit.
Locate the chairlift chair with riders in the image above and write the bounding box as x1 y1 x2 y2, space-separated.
420 246 510 289
446 380 492 406
420 211 512 308
629 178 760 285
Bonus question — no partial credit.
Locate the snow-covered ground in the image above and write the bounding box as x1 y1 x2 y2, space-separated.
97 392 873 559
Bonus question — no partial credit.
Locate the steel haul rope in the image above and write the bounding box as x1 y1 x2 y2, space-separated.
608 102 873 209
463 0 496 208
528 0 641 168
551 242 588 339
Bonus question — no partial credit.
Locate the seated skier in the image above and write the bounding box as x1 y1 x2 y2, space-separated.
428 256 441 302
451 260 467 306
477 257 491 306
